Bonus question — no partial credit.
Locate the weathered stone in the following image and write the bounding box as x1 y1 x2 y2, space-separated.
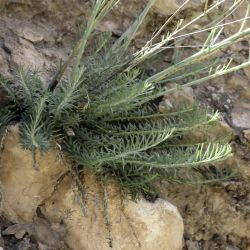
15 26 44 43
186 240 200 250
154 0 207 16
0 125 67 223
0 127 184 249
3 224 32 239
159 85 194 112
231 106 250 129
41 173 184 250
2 218 67 249
154 0 179 16
12 38 50 72
228 74 250 101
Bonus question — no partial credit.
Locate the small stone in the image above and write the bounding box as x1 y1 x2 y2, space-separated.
154 0 207 16
97 20 120 33
164 85 194 108
226 246 240 250
154 0 179 16
186 240 200 250
159 98 173 112
227 75 250 100
231 107 250 129
2 224 31 239
16 27 44 43
207 86 215 92
243 130 250 142
218 87 225 93
211 93 219 102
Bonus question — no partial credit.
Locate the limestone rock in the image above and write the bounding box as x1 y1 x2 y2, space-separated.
15 26 44 43
159 85 194 112
0 125 67 223
231 106 250 129
227 74 250 101
154 0 207 16
0 127 184 249
41 174 184 250
154 0 179 16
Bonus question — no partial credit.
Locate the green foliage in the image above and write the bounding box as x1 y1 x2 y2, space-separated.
0 0 249 198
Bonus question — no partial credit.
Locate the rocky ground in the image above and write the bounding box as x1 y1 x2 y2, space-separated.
0 0 249 249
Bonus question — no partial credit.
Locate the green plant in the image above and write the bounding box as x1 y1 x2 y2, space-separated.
0 0 249 198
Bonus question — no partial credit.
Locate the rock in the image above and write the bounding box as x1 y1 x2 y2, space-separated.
32 217 66 248
154 0 179 16
183 119 234 144
12 38 51 81
41 173 184 250
16 238 34 250
2 218 67 249
16 26 44 43
244 130 250 143
154 0 207 16
231 106 250 129
158 182 250 249
186 240 200 250
3 224 32 239
0 126 184 249
0 48 11 78
0 125 67 223
227 74 250 101
159 85 194 111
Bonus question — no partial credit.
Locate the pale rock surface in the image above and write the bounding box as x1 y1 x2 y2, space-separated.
159 85 194 112
155 0 207 16
0 125 67 223
231 106 250 129
155 0 179 16
41 173 184 250
227 74 250 101
0 127 184 249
